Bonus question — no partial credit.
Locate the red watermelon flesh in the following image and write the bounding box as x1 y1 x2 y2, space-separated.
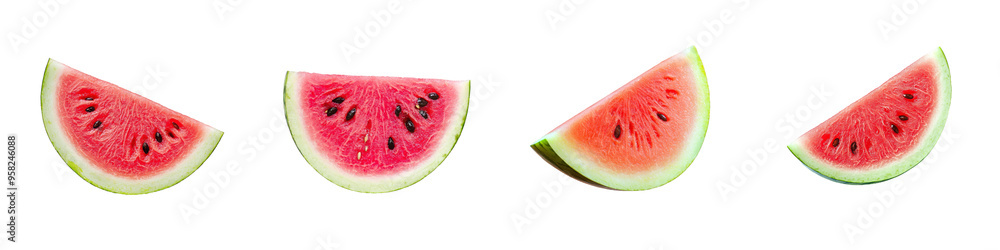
788 48 951 184
41 59 224 194
561 58 703 174
285 72 469 193
531 47 710 191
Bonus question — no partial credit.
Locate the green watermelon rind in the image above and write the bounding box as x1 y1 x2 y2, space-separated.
40 59 224 195
284 71 470 193
530 139 608 189
787 48 952 184
531 46 711 191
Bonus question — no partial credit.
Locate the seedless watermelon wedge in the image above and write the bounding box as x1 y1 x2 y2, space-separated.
41 59 223 194
788 48 951 184
531 47 710 191
284 72 469 193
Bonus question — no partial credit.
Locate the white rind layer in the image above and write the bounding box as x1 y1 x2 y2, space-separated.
532 46 710 191
284 71 470 193
787 48 952 184
41 59 223 194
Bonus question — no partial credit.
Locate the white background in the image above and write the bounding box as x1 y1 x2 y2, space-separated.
0 0 997 249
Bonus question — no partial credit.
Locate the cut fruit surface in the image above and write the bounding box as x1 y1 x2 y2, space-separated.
788 48 951 184
284 72 469 193
41 59 223 194
531 46 710 191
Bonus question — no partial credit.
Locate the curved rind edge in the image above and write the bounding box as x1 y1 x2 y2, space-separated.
787 47 952 184
41 59 224 195
530 46 711 191
530 139 611 189
284 72 470 193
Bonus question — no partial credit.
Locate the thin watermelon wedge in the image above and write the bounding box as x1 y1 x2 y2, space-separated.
788 48 951 184
41 59 224 194
284 72 469 193
532 46 710 191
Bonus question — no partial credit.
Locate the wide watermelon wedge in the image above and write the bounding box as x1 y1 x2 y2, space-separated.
41 59 223 194
284 72 469 193
788 48 951 184
531 46 710 191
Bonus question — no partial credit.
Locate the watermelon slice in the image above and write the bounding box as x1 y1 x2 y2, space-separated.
284 72 469 193
531 46 710 191
41 59 224 194
788 48 951 184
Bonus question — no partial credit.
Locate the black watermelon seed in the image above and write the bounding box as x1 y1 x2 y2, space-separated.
387 137 395 150
168 132 175 138
898 115 908 121
428 92 439 100
345 108 356 121
656 112 668 121
405 118 415 133
416 98 428 108
394 105 401 117
903 93 913 99
614 125 622 139
419 110 428 119
831 138 840 147
84 97 94 101
891 124 899 134
85 106 95 112
92 120 102 129
155 132 163 143
850 141 858 154
172 122 180 130
142 142 150 154
326 107 338 117
332 97 345 104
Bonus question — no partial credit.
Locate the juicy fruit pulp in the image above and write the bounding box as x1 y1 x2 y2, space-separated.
788 48 951 184
532 46 710 191
284 72 469 193
41 59 223 194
